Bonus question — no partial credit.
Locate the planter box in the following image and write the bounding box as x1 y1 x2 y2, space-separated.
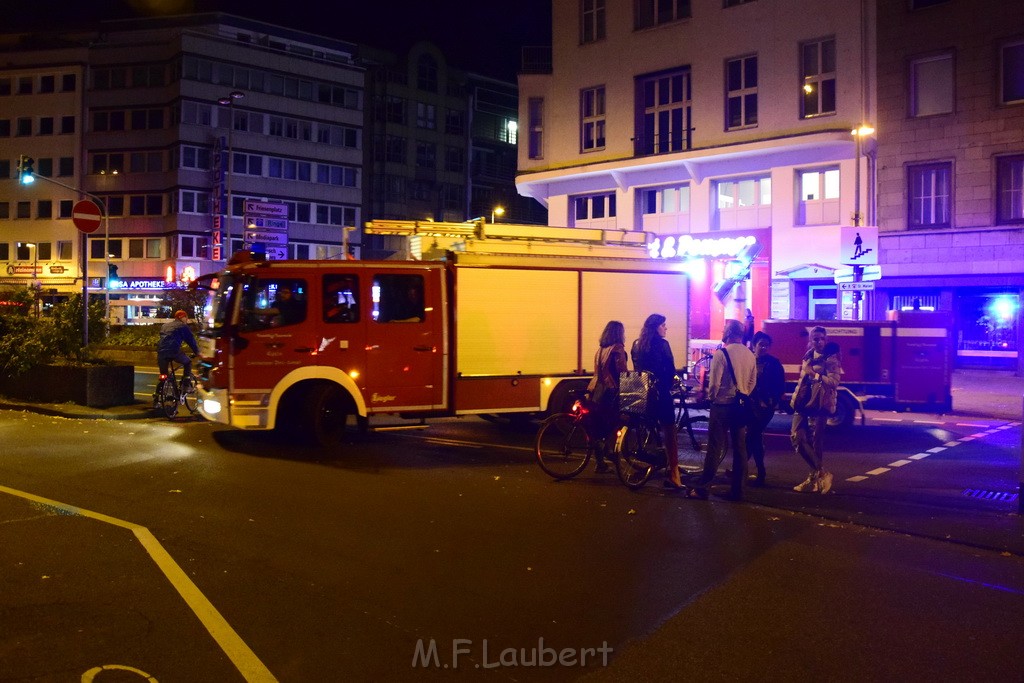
0 363 135 408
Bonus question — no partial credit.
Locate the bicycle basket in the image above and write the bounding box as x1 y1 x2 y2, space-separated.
618 370 657 417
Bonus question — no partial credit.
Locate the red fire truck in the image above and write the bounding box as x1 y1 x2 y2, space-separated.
194 221 688 446
762 311 954 427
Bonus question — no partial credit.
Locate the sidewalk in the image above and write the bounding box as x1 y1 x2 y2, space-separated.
3 367 1021 422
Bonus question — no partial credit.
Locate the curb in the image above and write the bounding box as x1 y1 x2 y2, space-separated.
0 400 158 421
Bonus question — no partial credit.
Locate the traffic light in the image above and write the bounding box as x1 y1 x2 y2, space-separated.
16 155 35 185
107 263 120 286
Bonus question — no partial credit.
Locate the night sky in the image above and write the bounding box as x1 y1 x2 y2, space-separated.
8 0 553 82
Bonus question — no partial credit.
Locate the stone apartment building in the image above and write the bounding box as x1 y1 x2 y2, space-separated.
873 0 1024 372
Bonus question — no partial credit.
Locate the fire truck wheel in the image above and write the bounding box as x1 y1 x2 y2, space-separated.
826 391 857 429
301 383 351 447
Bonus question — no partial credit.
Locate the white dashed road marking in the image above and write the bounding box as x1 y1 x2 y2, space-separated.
844 420 1017 486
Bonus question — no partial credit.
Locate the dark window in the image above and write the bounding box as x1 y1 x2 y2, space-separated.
323 274 360 323
373 274 425 323
908 162 951 229
997 155 1024 223
582 0 606 43
635 68 692 155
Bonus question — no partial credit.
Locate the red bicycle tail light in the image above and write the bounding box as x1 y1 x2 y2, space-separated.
159 374 168 380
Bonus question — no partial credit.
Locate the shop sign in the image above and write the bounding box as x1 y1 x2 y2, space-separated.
648 234 757 260
109 278 175 291
48 265 66 275
5 265 39 275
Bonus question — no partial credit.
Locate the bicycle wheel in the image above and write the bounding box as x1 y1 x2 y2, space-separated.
535 413 591 480
160 376 179 418
181 375 200 415
614 421 656 490
681 415 708 453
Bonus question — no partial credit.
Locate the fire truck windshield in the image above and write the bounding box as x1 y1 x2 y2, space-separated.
204 273 236 335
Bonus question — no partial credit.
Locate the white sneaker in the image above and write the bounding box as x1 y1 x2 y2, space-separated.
817 471 834 494
793 473 817 492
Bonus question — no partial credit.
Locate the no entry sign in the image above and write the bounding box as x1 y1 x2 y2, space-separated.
72 200 102 233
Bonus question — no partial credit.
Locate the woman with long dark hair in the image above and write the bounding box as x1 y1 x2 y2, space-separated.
630 313 683 489
587 320 628 473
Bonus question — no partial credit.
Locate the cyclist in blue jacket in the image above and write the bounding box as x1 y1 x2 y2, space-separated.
155 310 199 405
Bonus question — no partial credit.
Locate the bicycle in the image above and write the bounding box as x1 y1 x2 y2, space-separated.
614 379 705 490
535 398 612 480
157 360 200 419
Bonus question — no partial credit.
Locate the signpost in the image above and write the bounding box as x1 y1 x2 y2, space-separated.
839 281 875 291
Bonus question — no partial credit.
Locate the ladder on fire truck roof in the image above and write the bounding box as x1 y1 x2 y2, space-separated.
364 218 653 261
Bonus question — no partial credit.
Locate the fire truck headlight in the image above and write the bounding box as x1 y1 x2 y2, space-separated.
203 398 222 415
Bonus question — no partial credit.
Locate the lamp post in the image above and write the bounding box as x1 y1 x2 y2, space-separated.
218 91 245 260
850 125 875 321
851 125 874 228
491 206 505 223
19 242 38 318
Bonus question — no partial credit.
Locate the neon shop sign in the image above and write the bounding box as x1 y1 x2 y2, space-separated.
648 234 757 260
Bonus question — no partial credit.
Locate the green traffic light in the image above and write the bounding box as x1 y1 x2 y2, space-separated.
17 155 35 184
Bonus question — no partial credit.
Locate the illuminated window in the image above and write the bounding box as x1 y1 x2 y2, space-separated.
797 168 840 225
640 184 690 232
800 38 836 118
713 176 771 230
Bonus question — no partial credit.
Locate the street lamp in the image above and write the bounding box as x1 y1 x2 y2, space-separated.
18 242 38 318
218 91 245 260
851 125 875 228
850 124 875 322
491 206 505 223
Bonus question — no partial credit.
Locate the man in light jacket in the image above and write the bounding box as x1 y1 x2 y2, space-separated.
688 318 757 501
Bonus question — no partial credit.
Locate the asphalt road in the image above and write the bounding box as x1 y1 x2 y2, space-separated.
0 410 1021 681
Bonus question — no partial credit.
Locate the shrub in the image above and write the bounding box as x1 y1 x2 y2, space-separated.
0 293 107 378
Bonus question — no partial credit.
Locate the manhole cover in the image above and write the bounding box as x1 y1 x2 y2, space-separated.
962 488 1019 503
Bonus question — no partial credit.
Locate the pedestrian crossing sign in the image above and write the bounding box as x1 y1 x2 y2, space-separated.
840 226 878 266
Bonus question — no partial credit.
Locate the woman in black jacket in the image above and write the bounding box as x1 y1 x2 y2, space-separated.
631 313 683 489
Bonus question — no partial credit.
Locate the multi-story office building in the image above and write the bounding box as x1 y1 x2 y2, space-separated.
874 0 1023 371
360 42 544 258
1 14 366 316
517 0 1022 372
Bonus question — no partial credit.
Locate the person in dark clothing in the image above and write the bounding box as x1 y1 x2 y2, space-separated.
587 320 629 473
264 286 306 326
155 310 199 404
745 331 785 486
631 313 682 489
